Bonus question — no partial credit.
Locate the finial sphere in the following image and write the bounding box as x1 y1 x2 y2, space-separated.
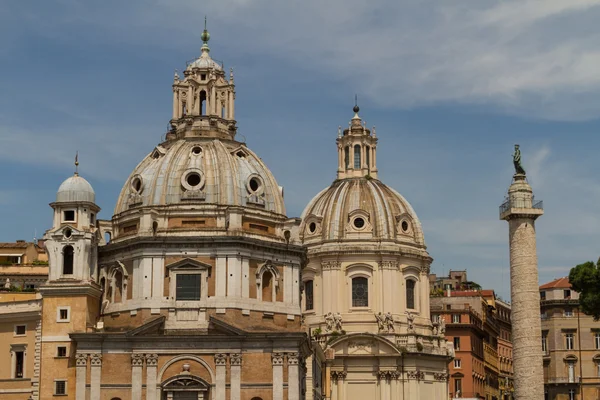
201 30 210 43
353 105 360 113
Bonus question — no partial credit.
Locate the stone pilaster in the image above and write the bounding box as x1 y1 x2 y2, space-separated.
215 353 227 400
75 353 87 400
287 352 300 400
230 353 242 400
272 352 284 400
145 354 158 400
131 354 144 400
90 353 102 400
31 318 42 400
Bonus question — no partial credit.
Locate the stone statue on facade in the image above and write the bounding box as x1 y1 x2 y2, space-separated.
406 311 415 333
333 312 343 331
513 144 526 175
375 312 385 332
384 312 395 333
4 278 10 289
325 312 335 331
439 316 446 335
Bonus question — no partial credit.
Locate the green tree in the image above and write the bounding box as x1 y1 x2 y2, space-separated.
568 259 600 321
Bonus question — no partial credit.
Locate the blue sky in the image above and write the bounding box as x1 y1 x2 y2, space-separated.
2 0 600 300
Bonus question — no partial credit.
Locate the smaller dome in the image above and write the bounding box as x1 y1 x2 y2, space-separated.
56 175 95 203
187 53 222 71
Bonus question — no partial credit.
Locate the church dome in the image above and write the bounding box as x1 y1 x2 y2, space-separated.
301 178 425 247
56 175 95 203
187 54 222 71
114 139 285 216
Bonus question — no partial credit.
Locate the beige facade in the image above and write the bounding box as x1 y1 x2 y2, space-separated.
300 108 453 400
0 241 48 291
540 277 600 400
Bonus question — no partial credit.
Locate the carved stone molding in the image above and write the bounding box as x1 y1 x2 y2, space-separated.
330 371 347 383
90 353 102 367
76 353 88 367
321 261 341 271
433 372 449 381
131 354 144 367
378 261 399 270
407 370 425 381
230 353 242 366
145 353 158 367
287 352 299 365
420 264 431 274
215 353 228 366
271 352 284 366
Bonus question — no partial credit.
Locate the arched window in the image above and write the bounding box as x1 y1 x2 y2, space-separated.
406 279 416 309
305 280 314 311
354 144 361 169
114 271 123 303
344 146 350 169
352 277 368 307
63 246 74 275
262 271 273 302
200 90 207 115
104 232 111 244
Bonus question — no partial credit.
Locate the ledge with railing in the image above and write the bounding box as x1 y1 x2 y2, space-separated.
499 196 543 217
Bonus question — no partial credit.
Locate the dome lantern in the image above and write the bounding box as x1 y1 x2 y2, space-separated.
336 102 378 179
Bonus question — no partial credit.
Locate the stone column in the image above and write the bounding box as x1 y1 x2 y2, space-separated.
145 354 158 400
500 173 544 400
90 353 102 400
230 92 235 120
172 90 178 119
215 353 227 400
75 353 87 400
230 353 242 400
272 353 284 400
287 353 300 400
131 354 144 400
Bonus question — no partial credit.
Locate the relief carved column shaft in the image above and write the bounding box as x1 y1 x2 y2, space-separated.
75 353 87 400
230 353 242 400
131 354 144 400
287 353 300 400
90 353 102 400
145 354 158 400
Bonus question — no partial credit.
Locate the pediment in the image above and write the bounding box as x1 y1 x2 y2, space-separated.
230 146 249 159
166 258 212 271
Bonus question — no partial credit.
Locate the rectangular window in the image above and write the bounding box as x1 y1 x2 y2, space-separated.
596 333 600 350
63 210 75 222
176 274 201 301
57 347 67 357
540 291 546 300
565 308 573 317
55 380 67 395
14 325 26 336
57 307 70 322
568 363 575 383
90 213 95 224
566 333 574 350
564 289 571 299
542 334 548 353
305 280 314 311
452 314 460 323
454 337 460 351
351 277 369 307
454 359 461 368
454 378 462 394
14 351 24 378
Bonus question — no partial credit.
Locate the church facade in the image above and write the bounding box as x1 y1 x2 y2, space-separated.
0 24 452 400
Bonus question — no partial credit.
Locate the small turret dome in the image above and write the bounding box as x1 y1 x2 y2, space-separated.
56 175 95 203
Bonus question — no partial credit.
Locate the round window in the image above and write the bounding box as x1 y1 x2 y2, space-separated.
401 220 409 232
353 217 365 229
191 146 202 155
131 176 143 194
64 228 72 238
186 172 201 187
249 177 261 193
309 222 317 233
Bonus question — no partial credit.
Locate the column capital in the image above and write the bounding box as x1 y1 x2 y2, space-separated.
321 261 340 271
90 353 102 367
131 353 144 367
271 352 285 366
76 353 88 367
215 353 228 366
230 353 242 366
287 352 300 365
330 370 347 383
145 353 159 367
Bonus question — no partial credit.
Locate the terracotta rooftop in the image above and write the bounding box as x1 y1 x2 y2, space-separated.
539 277 571 290
0 242 30 249
450 290 495 297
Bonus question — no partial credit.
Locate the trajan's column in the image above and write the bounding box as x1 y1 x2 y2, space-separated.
500 144 544 399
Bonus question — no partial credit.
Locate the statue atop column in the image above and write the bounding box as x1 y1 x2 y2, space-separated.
513 144 526 175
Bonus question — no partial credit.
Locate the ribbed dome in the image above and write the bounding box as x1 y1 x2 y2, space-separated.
56 175 95 203
186 53 222 71
114 139 285 216
301 178 425 247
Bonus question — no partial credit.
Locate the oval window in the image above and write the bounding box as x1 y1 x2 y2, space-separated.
249 177 261 193
353 217 365 229
309 222 317 233
131 176 143 194
191 146 202 155
186 172 201 187
402 221 409 232
64 228 72 238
